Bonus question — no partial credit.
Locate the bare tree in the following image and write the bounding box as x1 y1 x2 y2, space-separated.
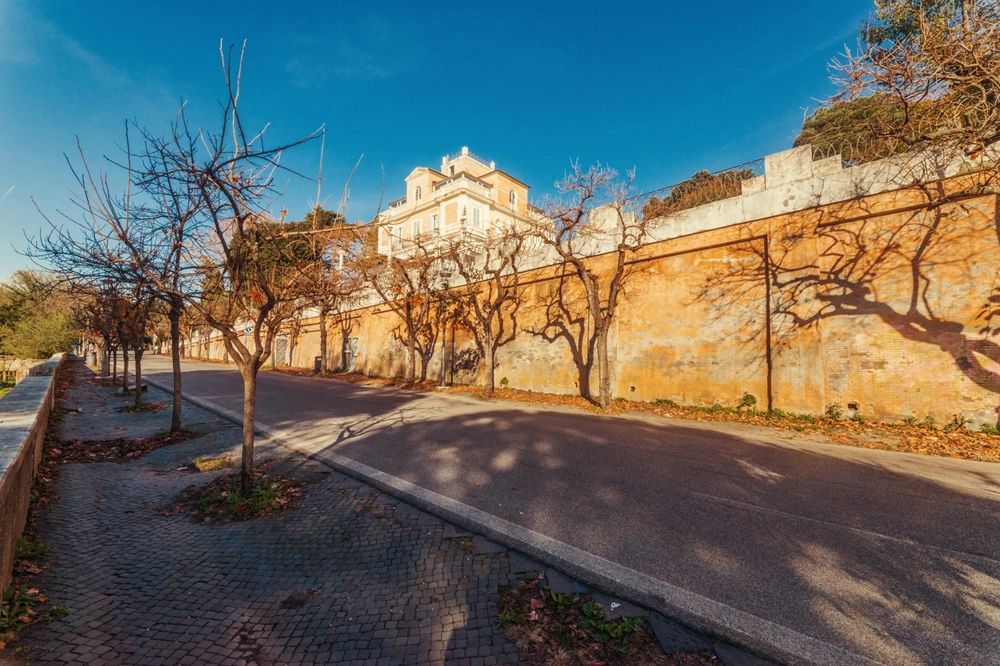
28 149 161 410
53 43 323 492
529 163 642 410
831 0 1000 165
359 232 447 383
445 224 528 396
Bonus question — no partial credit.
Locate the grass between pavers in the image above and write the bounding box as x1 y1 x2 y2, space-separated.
270 366 1000 463
498 577 712 666
159 462 309 524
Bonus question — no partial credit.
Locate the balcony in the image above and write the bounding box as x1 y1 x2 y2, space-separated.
383 221 489 259
432 173 493 198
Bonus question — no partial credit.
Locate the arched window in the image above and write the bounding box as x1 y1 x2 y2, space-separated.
414 186 422 202
509 190 518 209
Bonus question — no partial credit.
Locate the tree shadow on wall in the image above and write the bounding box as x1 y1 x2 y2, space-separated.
525 266 596 401
695 171 1000 423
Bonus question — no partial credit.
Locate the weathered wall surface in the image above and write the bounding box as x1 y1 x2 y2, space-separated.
0 354 63 591
0 357 47 384
187 147 1000 428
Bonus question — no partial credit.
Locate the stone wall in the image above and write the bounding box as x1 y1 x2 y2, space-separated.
0 354 63 590
187 146 1000 428
0 357 46 384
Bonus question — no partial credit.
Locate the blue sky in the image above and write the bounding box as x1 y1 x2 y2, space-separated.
0 0 875 280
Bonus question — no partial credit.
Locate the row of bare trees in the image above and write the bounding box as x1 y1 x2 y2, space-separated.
29 43 347 493
30 1 997 490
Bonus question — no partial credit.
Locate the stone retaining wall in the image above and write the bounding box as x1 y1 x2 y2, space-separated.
0 353 64 590
0 357 46 384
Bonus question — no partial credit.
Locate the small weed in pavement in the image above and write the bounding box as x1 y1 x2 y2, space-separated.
180 472 306 523
14 536 48 562
0 587 69 649
498 579 712 666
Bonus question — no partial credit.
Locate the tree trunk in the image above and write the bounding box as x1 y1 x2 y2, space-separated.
112 344 117 381
133 347 144 408
121 342 129 393
407 328 416 383
596 325 611 410
319 309 328 373
484 341 496 397
169 304 182 433
101 335 110 377
239 366 257 494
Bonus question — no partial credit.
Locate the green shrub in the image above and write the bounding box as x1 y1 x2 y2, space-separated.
14 536 48 561
550 592 579 617
739 392 758 410
944 415 972 433
580 601 642 647
198 475 286 522
825 403 843 419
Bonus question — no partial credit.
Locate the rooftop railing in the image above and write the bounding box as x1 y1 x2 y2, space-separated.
445 149 492 168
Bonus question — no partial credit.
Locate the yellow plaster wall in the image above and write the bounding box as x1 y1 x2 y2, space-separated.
186 188 1000 425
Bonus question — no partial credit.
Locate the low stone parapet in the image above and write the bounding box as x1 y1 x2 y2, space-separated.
0 353 64 590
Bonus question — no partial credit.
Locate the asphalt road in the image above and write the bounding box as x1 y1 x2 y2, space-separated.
141 354 1000 666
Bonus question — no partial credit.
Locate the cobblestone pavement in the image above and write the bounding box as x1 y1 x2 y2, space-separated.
16 367 519 665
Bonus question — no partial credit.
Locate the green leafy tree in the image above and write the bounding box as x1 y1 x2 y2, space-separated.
0 271 79 359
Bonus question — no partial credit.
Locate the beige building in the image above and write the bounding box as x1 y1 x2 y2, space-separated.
376 147 538 260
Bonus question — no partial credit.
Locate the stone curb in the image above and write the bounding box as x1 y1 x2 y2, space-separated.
146 376 886 666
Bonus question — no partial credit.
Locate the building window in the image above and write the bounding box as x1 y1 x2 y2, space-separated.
449 165 455 176
412 219 422 239
431 214 440 234
391 227 403 251
509 190 518 209
414 186 422 202
472 207 481 228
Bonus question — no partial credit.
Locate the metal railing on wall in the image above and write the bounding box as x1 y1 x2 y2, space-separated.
630 157 765 220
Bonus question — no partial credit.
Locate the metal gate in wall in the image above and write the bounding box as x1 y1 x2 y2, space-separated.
274 335 289 367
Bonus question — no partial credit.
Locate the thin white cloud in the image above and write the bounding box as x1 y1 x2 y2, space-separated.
0 1 131 88
282 16 420 89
